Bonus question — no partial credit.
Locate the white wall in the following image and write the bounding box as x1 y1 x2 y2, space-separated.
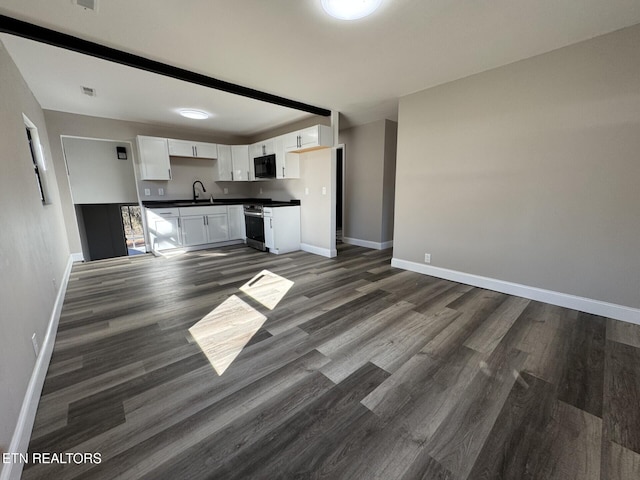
0 41 70 477
394 24 640 312
62 137 138 204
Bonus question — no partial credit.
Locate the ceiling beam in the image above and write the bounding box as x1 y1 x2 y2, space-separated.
0 14 332 117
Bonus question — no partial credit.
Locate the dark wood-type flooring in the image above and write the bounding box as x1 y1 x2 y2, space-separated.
24 244 640 479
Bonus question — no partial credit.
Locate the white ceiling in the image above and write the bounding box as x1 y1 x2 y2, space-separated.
1 0 639 136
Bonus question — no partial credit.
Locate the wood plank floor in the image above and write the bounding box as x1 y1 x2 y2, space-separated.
23 243 640 479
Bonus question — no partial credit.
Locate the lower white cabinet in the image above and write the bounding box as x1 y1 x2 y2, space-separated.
205 214 229 243
227 205 246 240
146 208 181 250
147 204 245 251
263 206 300 254
179 206 229 246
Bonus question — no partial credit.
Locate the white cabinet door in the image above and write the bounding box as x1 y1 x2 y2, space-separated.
167 139 195 157
194 142 218 159
264 212 274 250
206 214 229 243
181 216 208 246
250 139 275 158
137 136 171 180
217 145 233 181
227 205 246 240
231 145 250 181
283 125 333 153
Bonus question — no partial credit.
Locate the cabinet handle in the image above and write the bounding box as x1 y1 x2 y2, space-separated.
262 145 266 156
270 218 273 228
247 171 250 181
231 171 234 181
177 217 181 228
282 166 285 177
204 216 207 226
168 168 172 179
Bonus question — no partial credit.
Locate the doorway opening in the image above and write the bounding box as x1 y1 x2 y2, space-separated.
336 145 344 246
121 205 145 255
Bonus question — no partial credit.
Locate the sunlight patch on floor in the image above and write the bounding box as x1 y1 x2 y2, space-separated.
239 270 294 310
188 295 267 375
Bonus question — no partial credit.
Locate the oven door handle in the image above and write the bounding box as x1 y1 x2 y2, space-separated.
244 212 264 218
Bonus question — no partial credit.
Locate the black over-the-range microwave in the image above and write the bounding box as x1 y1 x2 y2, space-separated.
254 154 277 179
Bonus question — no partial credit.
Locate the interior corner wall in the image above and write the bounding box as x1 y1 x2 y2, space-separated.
382 119 398 243
339 120 386 243
0 41 70 467
394 24 640 309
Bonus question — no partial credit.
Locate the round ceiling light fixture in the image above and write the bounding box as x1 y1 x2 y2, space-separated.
321 0 383 20
178 109 210 120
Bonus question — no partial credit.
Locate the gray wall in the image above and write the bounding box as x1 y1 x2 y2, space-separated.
44 111 252 254
0 41 69 463
339 119 397 244
394 24 640 309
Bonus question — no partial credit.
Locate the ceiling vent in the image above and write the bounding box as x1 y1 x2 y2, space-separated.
81 86 96 97
74 0 98 12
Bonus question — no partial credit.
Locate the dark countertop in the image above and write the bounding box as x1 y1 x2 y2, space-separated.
143 198 300 209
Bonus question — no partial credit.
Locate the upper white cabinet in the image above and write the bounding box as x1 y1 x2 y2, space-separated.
284 125 333 153
216 145 250 181
273 136 300 179
137 136 171 181
232 145 251 181
167 139 218 159
250 139 275 159
216 145 233 181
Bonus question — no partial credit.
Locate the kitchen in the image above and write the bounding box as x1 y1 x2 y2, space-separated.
139 126 333 256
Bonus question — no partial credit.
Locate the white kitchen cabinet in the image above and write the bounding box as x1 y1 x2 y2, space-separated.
227 205 246 241
178 206 229 246
137 136 172 180
216 145 233 181
180 215 208 246
206 214 229 243
232 145 251 181
167 139 218 159
250 139 275 160
274 136 300 179
146 208 181 250
263 206 300 254
283 125 333 153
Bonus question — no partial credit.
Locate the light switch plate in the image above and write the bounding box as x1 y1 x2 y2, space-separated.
322 187 327 195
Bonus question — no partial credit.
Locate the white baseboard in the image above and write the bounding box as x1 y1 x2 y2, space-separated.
391 258 640 325
1 255 73 480
301 243 336 258
343 237 393 250
71 252 84 262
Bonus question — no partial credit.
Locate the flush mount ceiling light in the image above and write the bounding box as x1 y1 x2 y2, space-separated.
178 109 210 120
321 0 383 20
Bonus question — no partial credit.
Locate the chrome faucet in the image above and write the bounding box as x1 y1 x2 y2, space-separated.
192 180 206 203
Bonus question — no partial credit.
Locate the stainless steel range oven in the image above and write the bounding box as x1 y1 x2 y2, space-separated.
244 204 266 251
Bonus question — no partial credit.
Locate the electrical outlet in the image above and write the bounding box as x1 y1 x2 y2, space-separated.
31 333 40 357
158 188 164 196
322 186 327 195
305 187 309 195
52 278 57 290
259 188 263 194
144 188 151 196
223 187 228 194
424 253 431 264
